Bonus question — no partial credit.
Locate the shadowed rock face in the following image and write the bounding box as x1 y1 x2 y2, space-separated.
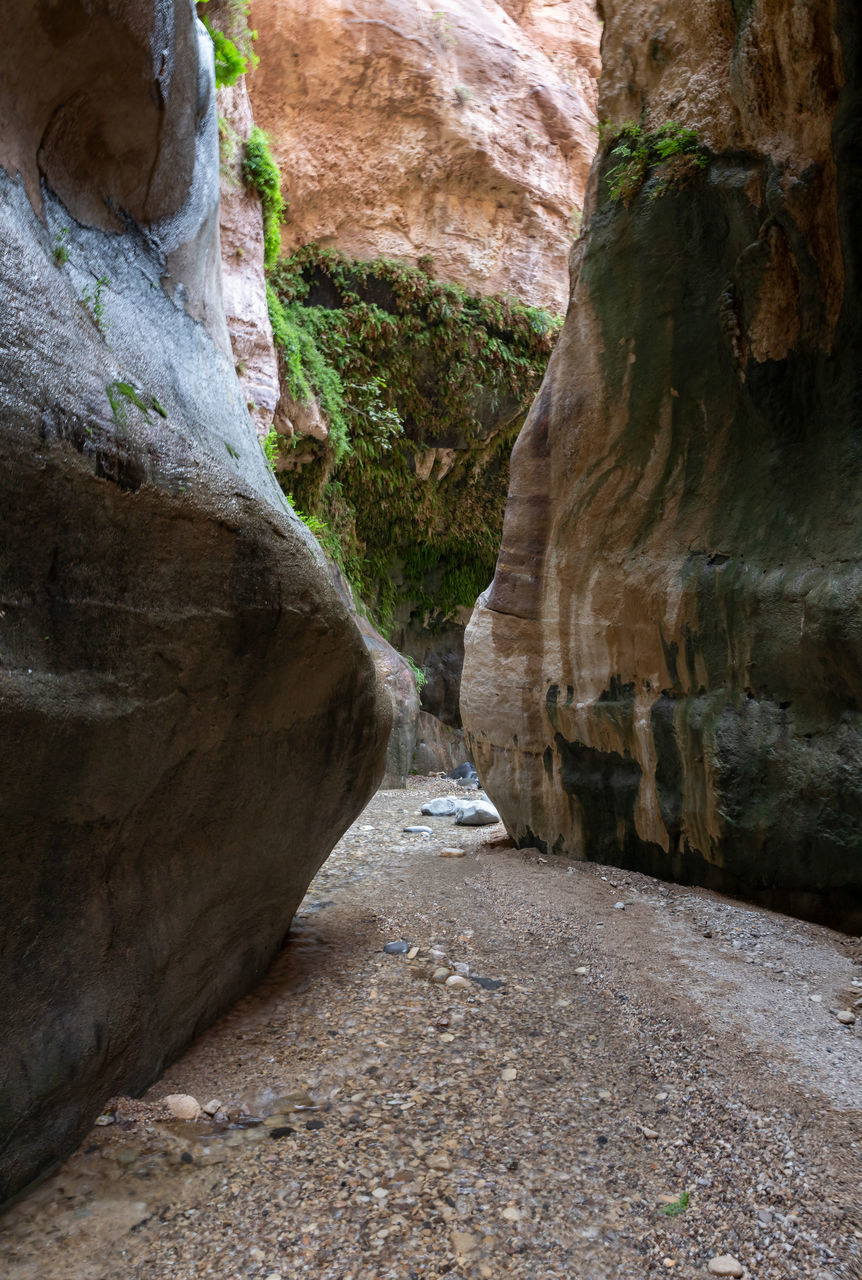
462 0 862 932
0 1 389 1203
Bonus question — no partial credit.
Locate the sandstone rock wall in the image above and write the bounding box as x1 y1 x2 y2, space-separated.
327 563 421 788
0 1 389 1203
247 0 600 312
218 80 281 435
462 0 862 932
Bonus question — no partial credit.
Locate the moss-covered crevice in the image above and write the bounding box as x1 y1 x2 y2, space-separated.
267 247 561 661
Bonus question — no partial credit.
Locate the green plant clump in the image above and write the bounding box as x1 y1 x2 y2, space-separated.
403 654 427 691
52 227 69 266
660 1191 690 1217
82 275 110 333
261 425 280 471
267 245 561 632
243 127 285 269
196 0 258 88
604 120 707 206
106 380 167 429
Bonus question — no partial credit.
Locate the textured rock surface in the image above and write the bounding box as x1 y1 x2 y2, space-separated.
363 626 421 788
413 710 468 775
391 613 468 729
328 565 420 789
218 80 280 436
247 0 600 311
462 0 862 931
0 1 388 1203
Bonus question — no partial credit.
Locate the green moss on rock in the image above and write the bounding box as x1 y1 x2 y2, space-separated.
268 246 561 634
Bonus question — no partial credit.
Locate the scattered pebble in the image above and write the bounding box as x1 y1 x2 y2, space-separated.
471 976 504 991
383 940 409 955
424 1152 452 1171
439 847 466 858
614 901 626 910
642 1127 659 1140
431 967 451 983
403 825 433 835
835 1009 856 1025
445 974 471 989
163 1094 201 1121
451 1229 479 1256
707 1256 744 1277
500 1067 517 1082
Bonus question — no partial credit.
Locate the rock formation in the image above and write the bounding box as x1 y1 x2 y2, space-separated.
247 0 600 312
462 0 862 932
218 80 281 435
0 1 389 1203
327 563 421 787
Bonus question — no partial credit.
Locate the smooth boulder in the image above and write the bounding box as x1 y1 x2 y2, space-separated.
455 801 502 827
0 0 389 1204
421 797 461 816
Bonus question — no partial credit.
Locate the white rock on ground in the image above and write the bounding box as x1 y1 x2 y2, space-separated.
421 797 461 816
163 1094 201 1121
708 1256 745 1277
455 800 501 826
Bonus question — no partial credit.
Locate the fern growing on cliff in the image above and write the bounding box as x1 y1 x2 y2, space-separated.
266 247 561 632
604 120 707 205
243 128 285 268
196 0 258 88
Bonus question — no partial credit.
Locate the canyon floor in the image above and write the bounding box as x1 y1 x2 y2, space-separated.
2 778 861 1280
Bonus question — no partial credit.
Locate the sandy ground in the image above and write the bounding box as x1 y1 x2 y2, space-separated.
2 777 861 1280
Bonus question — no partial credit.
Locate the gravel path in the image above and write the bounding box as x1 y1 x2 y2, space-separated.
2 778 861 1280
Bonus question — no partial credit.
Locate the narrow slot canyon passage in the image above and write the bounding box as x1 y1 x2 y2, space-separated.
3 778 860 1278
3 0 862 1275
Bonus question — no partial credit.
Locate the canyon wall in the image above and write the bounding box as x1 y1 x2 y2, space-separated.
247 0 600 312
218 79 281 435
0 1 389 1202
462 0 862 931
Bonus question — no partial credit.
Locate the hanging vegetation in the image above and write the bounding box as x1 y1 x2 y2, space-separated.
196 0 258 89
242 128 285 268
267 246 561 634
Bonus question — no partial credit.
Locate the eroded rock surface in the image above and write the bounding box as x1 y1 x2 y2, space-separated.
328 564 420 788
247 0 600 311
218 80 281 435
0 1 389 1203
462 0 862 931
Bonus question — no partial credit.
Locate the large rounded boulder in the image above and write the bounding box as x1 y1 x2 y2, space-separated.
0 0 389 1202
